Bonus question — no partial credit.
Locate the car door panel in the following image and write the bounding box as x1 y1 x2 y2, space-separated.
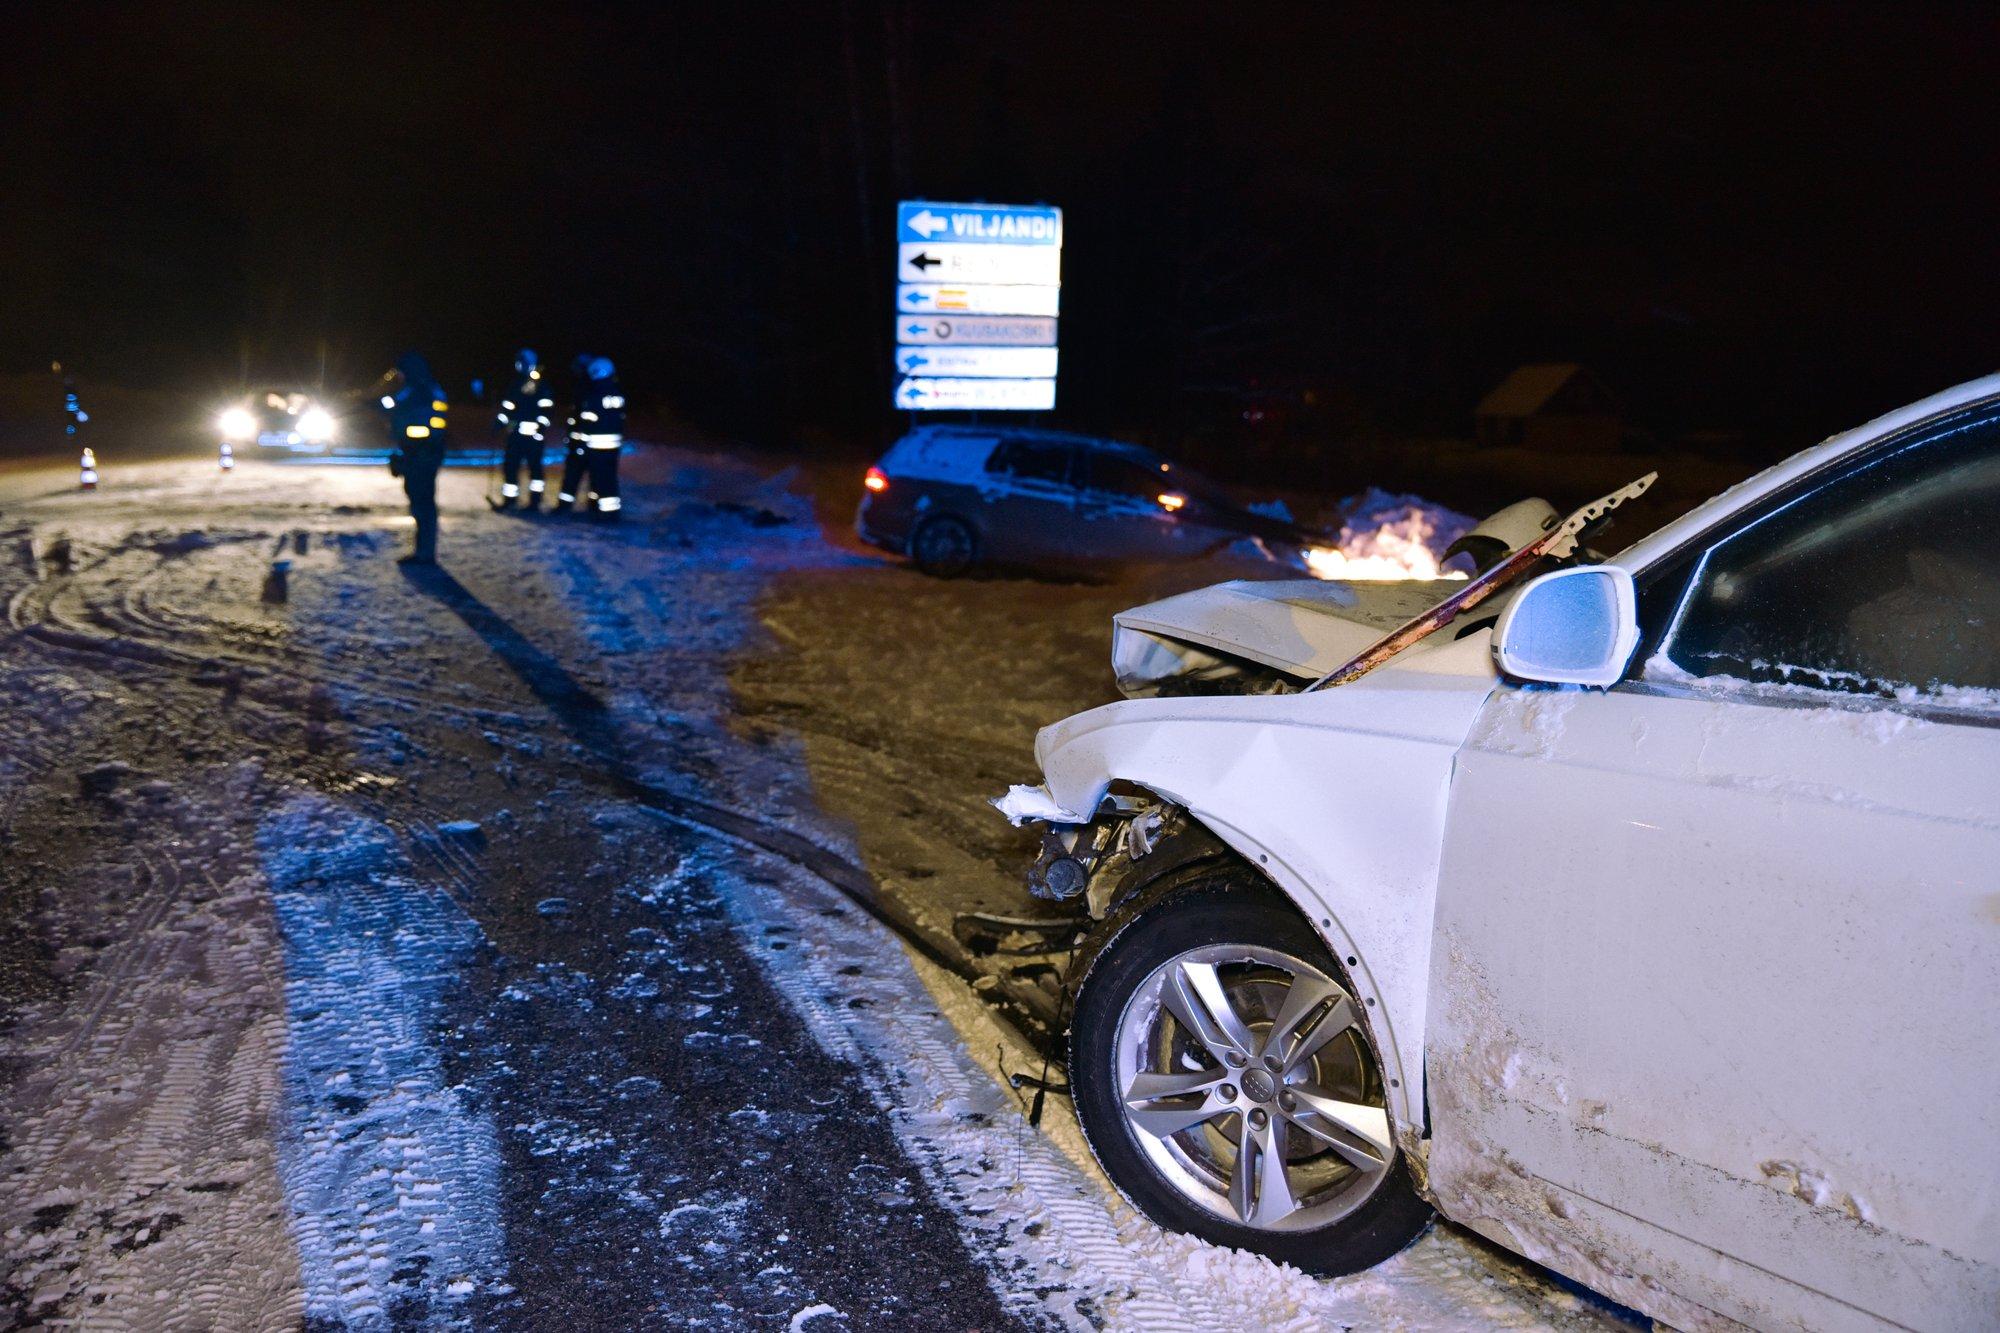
977 438 1078 564
1430 682 2000 1330
1074 449 1188 563
1429 401 2000 1331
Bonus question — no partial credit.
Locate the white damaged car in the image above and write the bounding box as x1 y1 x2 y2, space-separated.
1001 376 2000 1330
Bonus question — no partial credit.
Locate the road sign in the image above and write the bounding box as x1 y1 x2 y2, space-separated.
898 202 1061 246
895 316 1057 346
897 283 1061 317
894 377 1057 411
894 347 1058 378
893 200 1061 411
898 242 1061 286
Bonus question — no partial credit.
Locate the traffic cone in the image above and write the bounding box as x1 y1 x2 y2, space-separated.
219 440 235 471
79 447 98 491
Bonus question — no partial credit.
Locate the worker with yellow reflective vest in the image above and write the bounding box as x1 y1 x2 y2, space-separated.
556 356 627 519
380 350 450 564
495 347 553 509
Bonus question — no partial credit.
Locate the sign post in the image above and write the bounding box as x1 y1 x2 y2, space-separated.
893 200 1061 413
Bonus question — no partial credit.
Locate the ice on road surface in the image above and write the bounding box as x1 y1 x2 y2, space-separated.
0 451 1627 1329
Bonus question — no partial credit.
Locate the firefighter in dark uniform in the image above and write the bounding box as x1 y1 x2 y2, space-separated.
556 356 626 518
381 351 449 564
555 353 592 514
495 347 553 509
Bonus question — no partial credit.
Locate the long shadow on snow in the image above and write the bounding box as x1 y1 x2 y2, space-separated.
398 562 1018 1029
396 560 1029 1328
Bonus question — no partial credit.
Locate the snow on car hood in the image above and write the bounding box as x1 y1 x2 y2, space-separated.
1112 577 1512 696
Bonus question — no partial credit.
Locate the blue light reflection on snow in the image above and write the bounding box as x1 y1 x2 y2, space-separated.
258 796 507 1325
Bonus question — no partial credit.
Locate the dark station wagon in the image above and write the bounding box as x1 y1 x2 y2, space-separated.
856 425 1317 577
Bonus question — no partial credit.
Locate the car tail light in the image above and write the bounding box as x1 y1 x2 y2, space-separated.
864 466 889 493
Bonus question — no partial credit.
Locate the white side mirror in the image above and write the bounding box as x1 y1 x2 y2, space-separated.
1492 565 1640 687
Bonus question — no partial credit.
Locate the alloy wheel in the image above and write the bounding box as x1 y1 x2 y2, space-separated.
1113 944 1394 1232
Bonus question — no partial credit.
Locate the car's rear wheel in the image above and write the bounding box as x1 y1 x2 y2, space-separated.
1070 876 1433 1274
910 515 977 577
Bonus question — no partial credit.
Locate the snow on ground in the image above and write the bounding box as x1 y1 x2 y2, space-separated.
258 795 508 1326
0 758 302 1329
0 450 1632 1329
727 836 1611 1332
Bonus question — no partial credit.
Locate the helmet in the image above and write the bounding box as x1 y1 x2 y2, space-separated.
395 350 432 383
587 356 615 381
514 347 539 372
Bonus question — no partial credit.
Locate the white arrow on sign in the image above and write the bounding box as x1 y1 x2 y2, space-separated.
896 316 1057 346
895 376 1056 411
899 242 1061 286
897 283 1061 317
906 208 948 238
895 346 1059 378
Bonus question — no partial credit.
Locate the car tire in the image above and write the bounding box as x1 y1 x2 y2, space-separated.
1070 873 1434 1275
909 515 977 578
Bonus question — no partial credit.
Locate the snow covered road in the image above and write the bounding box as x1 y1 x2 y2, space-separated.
0 451 1633 1329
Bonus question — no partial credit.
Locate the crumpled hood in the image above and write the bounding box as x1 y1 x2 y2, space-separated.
1112 577 1508 696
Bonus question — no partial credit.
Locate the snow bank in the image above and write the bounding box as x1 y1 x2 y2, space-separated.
1306 488 1476 581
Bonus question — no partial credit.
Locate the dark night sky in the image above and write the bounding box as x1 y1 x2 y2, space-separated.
3 2 1996 451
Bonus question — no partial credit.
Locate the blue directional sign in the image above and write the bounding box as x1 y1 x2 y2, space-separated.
897 283 1060 317
898 202 1062 246
895 377 1056 411
896 316 1057 346
895 347 1058 378
894 199 1061 412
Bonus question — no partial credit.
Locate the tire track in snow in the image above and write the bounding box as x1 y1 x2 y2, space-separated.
3 507 519 1327
0 767 302 1330
257 794 509 1327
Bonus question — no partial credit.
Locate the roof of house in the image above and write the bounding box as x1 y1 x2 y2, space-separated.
1475 362 1591 418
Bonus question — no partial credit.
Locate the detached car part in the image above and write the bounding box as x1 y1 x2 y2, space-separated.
1440 497 1559 572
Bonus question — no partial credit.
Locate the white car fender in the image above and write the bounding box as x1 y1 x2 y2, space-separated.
1035 643 1500 1131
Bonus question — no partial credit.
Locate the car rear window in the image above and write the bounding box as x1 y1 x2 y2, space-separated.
882 432 998 474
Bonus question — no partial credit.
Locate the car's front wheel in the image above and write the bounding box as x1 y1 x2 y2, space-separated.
1070 875 1433 1274
909 515 977 577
